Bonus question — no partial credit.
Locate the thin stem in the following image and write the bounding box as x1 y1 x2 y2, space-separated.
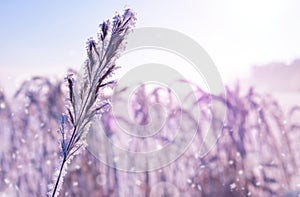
51 157 66 197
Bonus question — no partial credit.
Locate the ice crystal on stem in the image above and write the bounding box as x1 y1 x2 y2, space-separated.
49 8 136 197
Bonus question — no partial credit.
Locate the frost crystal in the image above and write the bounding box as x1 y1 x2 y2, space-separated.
230 182 236 190
197 184 202 191
156 144 163 150
4 178 10 184
113 156 119 162
0 102 5 109
135 179 142 186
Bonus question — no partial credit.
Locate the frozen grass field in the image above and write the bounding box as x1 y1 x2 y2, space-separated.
1 2 300 197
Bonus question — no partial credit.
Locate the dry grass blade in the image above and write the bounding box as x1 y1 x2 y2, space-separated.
48 9 136 197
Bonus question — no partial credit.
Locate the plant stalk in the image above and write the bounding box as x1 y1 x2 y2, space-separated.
51 157 66 197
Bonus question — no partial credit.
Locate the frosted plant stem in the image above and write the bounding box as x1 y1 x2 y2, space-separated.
52 157 66 197
48 8 136 197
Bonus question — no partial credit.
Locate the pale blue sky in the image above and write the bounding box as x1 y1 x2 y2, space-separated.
1 0 300 92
